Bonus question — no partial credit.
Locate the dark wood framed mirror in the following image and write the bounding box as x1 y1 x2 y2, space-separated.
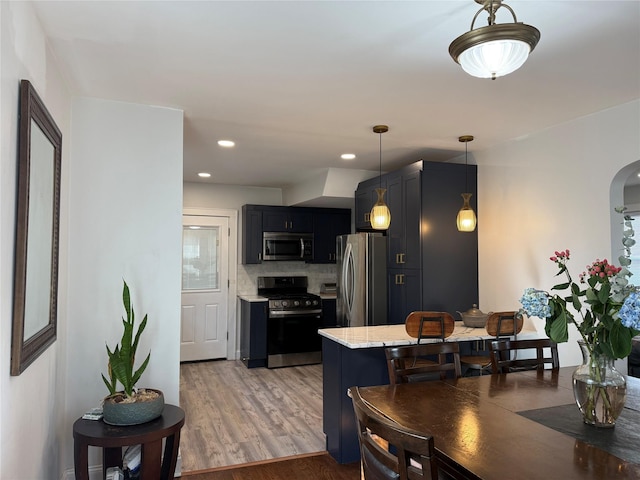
11 80 62 376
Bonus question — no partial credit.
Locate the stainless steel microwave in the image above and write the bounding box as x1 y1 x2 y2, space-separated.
263 232 313 261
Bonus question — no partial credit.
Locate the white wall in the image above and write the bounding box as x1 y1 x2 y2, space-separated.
64 97 183 473
477 100 640 368
1 2 71 478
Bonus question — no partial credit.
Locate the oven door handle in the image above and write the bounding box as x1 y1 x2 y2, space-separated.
269 310 322 318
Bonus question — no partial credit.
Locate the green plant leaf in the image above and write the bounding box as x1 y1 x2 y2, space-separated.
131 352 151 387
598 283 611 304
609 323 633 359
552 282 570 291
548 312 569 343
123 280 131 321
132 314 147 354
102 374 116 395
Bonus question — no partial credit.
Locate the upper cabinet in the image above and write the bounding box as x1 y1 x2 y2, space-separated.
313 210 351 263
354 176 386 231
242 205 351 264
262 208 313 233
242 205 264 264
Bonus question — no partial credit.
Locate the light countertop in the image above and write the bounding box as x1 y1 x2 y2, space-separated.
238 295 267 302
318 323 541 349
238 293 335 302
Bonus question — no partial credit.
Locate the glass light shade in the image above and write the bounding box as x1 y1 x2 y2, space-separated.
370 188 391 230
457 193 477 232
458 38 530 79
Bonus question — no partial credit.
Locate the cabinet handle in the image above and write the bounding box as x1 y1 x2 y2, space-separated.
258 252 262 261
364 213 370 222
400 253 405 264
395 274 405 285
396 253 406 265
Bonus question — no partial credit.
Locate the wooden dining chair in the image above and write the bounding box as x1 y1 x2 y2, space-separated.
402 311 456 374
386 343 462 384
460 311 523 375
489 338 559 373
404 311 455 343
350 386 442 480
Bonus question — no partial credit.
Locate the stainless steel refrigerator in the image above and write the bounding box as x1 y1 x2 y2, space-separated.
336 233 387 327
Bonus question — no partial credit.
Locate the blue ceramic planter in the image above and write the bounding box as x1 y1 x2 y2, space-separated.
102 389 164 426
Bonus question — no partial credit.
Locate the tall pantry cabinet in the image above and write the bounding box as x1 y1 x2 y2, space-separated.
355 160 478 324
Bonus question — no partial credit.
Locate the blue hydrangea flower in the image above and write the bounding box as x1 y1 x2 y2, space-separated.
618 291 640 330
519 288 552 319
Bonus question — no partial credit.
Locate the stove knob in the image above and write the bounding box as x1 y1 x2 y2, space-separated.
293 300 300 307
313 299 319 306
281 300 289 308
305 300 312 306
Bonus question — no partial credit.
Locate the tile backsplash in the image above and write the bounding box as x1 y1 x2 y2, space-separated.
238 262 337 295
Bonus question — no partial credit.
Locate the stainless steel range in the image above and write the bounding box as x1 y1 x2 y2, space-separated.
257 276 322 368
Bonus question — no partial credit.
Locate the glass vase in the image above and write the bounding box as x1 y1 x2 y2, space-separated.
572 341 627 427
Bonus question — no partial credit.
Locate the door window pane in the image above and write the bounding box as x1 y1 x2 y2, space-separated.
182 226 219 290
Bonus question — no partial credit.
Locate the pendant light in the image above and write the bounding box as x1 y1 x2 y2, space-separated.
370 125 391 230
457 135 477 232
449 0 540 80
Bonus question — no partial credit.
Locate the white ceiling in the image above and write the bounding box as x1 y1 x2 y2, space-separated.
31 1 640 191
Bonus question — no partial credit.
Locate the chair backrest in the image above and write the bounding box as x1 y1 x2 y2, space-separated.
485 311 523 338
405 311 455 342
489 338 560 374
350 386 439 480
386 343 462 384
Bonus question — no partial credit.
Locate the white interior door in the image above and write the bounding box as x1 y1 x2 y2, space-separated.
180 215 229 362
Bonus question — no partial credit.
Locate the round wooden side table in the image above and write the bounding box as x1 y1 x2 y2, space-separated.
73 404 185 480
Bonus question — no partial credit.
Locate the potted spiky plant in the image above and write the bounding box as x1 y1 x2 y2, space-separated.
101 280 164 425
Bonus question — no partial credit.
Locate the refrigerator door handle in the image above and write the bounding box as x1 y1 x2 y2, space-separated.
342 242 355 321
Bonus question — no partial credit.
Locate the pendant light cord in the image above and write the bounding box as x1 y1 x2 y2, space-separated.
465 141 469 192
379 132 382 189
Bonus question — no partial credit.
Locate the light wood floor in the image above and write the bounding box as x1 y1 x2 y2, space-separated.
179 360 326 473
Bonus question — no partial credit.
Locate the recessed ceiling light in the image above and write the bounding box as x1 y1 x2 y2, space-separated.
218 140 235 147
198 172 211 178
341 153 356 160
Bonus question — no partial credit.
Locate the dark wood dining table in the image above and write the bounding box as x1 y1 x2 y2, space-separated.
357 367 640 479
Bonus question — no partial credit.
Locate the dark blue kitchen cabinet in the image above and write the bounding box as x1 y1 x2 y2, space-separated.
242 205 263 264
262 207 313 233
387 166 421 270
354 176 386 231
313 209 351 263
421 161 478 315
387 268 422 324
240 299 268 368
354 160 478 324
242 204 350 264
322 298 338 328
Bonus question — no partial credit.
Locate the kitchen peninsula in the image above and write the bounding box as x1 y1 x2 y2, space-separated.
319 322 541 464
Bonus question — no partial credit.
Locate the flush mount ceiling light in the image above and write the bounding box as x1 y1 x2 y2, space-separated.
457 135 477 232
198 172 211 178
370 125 391 230
217 140 235 147
449 0 540 80
341 153 356 160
